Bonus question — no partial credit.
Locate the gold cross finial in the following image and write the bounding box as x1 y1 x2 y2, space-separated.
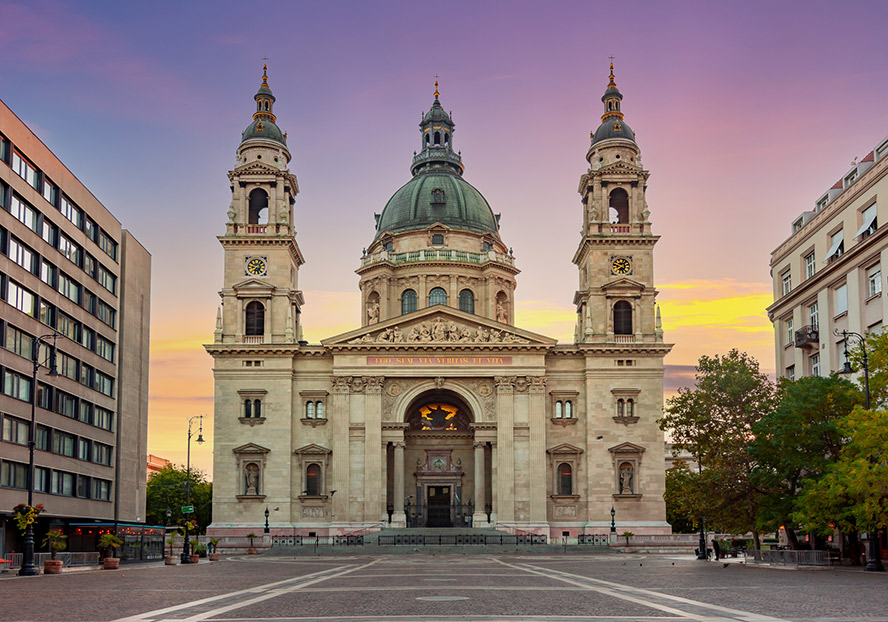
608 56 616 86
261 57 269 83
434 74 439 99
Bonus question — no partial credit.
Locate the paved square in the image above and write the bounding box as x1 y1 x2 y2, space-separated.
2 554 887 622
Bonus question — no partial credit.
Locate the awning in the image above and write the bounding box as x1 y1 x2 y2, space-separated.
854 209 878 238
823 235 843 262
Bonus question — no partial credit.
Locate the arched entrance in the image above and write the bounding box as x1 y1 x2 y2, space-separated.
401 390 475 528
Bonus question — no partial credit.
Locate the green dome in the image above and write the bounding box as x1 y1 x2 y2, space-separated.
591 117 635 146
375 169 498 239
241 118 287 146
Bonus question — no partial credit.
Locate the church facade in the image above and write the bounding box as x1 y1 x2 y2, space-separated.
206 66 672 538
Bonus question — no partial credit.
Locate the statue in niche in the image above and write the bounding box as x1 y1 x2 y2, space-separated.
496 300 508 323
245 463 260 496
619 463 634 494
227 203 237 224
367 300 380 325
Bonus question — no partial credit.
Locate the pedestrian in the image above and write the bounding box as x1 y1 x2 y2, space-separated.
711 538 720 561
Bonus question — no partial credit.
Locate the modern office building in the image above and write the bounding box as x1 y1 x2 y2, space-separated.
0 98 151 556
768 135 888 379
207 65 672 539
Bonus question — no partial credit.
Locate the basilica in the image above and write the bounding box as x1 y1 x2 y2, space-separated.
206 65 672 539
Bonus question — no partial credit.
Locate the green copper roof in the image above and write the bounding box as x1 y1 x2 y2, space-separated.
241 118 287 145
591 117 635 146
375 168 498 239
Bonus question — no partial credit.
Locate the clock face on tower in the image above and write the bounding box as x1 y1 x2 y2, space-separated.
245 257 268 276
611 256 632 276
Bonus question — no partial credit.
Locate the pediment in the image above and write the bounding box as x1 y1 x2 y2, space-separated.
601 277 645 292
599 161 643 175
322 306 556 348
294 443 332 456
547 443 584 455
608 442 645 454
232 278 276 292
425 222 452 232
233 442 270 455
232 160 284 176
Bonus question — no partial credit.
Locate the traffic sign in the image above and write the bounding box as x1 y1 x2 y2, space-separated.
181 505 194 514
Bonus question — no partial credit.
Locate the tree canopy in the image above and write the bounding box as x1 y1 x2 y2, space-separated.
146 465 212 534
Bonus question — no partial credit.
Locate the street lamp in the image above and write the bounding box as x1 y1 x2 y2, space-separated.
697 516 707 560
19 333 59 577
180 415 205 564
610 506 616 533
836 329 884 572
264 506 270 534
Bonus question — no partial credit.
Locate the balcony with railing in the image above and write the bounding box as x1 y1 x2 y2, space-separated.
243 335 264 344
361 248 515 268
794 325 819 348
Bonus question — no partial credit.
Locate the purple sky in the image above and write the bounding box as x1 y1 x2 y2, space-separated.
3 0 887 472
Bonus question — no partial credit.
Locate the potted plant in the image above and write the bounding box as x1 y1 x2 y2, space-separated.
208 537 221 561
42 530 67 574
621 531 635 547
165 536 177 565
98 533 124 570
189 540 202 564
246 533 258 555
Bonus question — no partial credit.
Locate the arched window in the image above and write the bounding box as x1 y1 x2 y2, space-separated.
617 399 625 417
555 401 563 418
432 233 444 245
425 134 430 146
459 289 474 314
557 463 573 496
305 463 321 496
614 301 632 335
248 189 269 225
609 188 629 224
253 400 261 418
245 301 265 336
434 131 441 145
315 401 324 418
401 289 417 314
564 401 572 419
626 399 634 417
429 287 447 306
306 402 315 419
444 132 450 146
244 400 252 418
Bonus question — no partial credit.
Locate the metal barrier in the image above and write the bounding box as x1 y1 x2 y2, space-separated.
578 534 610 546
376 534 547 546
3 551 101 569
753 549 830 566
271 535 364 547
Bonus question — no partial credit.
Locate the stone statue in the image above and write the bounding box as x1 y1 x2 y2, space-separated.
245 463 260 495
496 300 508 323
227 203 236 223
367 300 380 325
619 464 633 494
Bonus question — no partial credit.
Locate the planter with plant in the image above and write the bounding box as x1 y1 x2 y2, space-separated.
246 533 257 555
621 531 635 547
98 533 124 570
190 540 203 563
165 537 177 565
208 537 221 561
41 530 68 574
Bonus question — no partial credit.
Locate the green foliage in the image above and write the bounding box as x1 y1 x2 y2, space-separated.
42 529 67 560
795 407 888 534
664 460 701 533
146 464 212 534
750 375 861 538
659 350 777 539
850 330 888 406
98 533 124 557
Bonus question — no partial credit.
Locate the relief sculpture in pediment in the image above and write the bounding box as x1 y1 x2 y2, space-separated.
347 317 529 345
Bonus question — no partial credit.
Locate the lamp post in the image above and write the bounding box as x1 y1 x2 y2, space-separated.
180 415 205 564
264 506 270 534
836 329 884 572
610 506 616 533
19 333 59 577
697 516 707 560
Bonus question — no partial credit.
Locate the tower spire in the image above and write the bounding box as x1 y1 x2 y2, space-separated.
434 75 439 100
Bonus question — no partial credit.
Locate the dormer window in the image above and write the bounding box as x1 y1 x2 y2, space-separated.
431 188 445 204
432 234 444 245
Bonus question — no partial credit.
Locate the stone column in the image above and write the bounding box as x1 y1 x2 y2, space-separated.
380 442 389 522
528 376 548 522
392 441 406 526
473 441 487 527
331 377 351 527
364 377 383 522
495 377 515 522
490 442 498 523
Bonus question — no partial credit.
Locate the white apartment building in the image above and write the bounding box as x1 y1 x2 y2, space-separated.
768 135 888 379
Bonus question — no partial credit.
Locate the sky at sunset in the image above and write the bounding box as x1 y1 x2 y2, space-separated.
2 0 887 476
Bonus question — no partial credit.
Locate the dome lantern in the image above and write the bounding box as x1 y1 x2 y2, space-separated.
240 64 288 147
590 61 636 147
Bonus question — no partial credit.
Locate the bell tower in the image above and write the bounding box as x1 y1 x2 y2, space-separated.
573 63 663 345
216 65 305 345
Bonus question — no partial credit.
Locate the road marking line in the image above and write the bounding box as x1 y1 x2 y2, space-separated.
175 559 380 622
113 563 359 622
498 559 790 622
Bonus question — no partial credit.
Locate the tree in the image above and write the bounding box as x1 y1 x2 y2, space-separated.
659 350 777 551
749 375 862 548
146 465 212 534
850 330 888 406
664 460 701 533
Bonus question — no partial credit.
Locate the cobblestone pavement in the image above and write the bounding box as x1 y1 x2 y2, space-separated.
1 553 886 622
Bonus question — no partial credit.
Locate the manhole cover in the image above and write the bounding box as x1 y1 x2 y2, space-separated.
417 596 469 601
